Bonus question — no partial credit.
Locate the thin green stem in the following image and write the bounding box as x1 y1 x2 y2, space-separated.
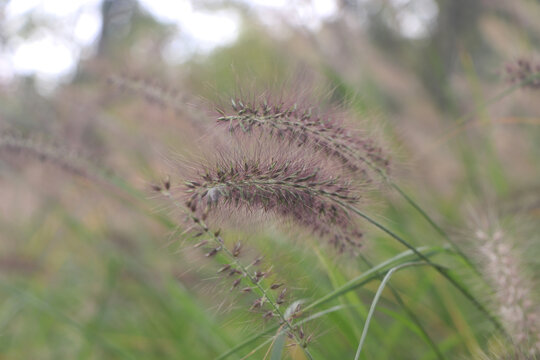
217 246 447 360
303 245 448 313
389 181 480 276
358 255 445 360
337 199 507 338
354 262 431 360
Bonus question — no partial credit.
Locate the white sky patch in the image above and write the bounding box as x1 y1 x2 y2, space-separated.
40 0 101 18
138 0 193 24
73 8 103 46
180 10 239 48
1 0 436 89
137 0 241 62
11 32 78 78
313 0 338 19
4 0 42 18
1 0 338 83
2 0 242 86
390 0 438 39
239 0 338 33
162 9 240 63
4 0 102 89
244 0 288 8
0 53 15 82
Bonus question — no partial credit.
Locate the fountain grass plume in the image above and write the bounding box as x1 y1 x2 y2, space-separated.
475 222 540 356
213 93 489 277
178 142 366 252
215 95 390 178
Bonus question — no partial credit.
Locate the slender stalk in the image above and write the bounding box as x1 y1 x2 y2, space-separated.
336 199 508 337
358 254 445 360
389 181 480 275
217 246 448 360
335 138 480 275
240 305 349 360
354 262 431 360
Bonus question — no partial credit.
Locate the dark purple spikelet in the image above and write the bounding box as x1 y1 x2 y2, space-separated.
215 96 390 177
181 147 364 251
505 58 540 89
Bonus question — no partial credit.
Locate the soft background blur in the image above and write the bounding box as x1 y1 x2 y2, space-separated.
0 1 539 359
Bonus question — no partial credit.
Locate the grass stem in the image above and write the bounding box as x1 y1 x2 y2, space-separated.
337 200 508 338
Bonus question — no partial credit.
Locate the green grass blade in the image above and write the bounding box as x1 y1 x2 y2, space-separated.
337 201 507 337
358 254 445 360
216 246 447 360
354 262 434 360
269 330 287 360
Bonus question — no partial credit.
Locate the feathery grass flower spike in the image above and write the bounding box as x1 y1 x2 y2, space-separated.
216 97 390 178
475 225 540 355
180 146 365 252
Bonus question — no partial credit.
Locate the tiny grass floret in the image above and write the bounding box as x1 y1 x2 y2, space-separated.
505 58 540 89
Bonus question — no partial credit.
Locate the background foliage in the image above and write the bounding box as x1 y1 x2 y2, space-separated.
1 1 539 359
